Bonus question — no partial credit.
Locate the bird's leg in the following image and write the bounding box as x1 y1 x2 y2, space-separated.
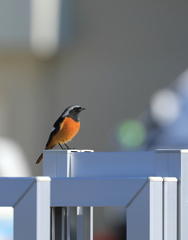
64 143 71 149
58 143 64 150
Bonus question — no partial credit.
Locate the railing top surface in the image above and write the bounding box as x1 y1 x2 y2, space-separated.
0 177 51 207
43 149 188 179
43 150 157 178
0 176 166 207
156 149 188 153
43 149 188 153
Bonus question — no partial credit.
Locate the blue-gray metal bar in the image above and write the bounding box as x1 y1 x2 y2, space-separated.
70 151 156 177
163 177 177 240
51 177 148 206
44 150 155 178
43 149 188 240
126 177 163 240
14 176 51 240
43 149 81 177
0 177 35 206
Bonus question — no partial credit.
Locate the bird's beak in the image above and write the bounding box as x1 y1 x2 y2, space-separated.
81 108 86 111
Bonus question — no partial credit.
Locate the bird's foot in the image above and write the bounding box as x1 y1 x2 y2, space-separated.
64 143 71 149
58 143 64 150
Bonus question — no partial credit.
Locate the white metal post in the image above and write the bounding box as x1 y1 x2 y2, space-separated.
77 207 84 240
163 177 177 240
156 150 188 240
126 177 163 240
89 207 93 240
14 177 51 240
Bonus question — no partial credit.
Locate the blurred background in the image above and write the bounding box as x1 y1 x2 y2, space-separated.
1 0 188 239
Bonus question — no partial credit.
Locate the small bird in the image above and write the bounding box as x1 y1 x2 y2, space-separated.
36 105 85 164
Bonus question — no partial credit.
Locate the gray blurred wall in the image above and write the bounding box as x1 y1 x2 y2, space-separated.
0 0 188 175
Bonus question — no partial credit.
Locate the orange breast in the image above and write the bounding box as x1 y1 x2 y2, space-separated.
52 117 80 144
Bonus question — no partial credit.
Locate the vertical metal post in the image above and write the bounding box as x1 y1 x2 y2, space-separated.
156 150 188 240
43 150 81 240
149 177 163 240
61 208 66 240
65 151 75 240
83 206 93 240
76 206 93 240
14 177 51 240
179 152 188 240
90 207 93 240
126 177 163 240
163 177 177 240
66 207 71 240
78 150 94 240
51 207 56 240
77 207 84 240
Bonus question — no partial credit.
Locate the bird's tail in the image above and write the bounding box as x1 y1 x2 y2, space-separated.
36 153 43 164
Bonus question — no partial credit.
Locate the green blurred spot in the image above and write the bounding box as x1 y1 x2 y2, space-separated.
117 119 146 149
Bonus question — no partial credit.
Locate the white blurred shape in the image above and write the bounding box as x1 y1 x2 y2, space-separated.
0 208 13 220
150 89 181 126
0 207 13 240
0 137 31 177
30 0 61 59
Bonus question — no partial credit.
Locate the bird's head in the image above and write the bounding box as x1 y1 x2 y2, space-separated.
62 105 85 121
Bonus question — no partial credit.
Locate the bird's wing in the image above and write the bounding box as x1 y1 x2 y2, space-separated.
45 116 65 148
53 116 65 129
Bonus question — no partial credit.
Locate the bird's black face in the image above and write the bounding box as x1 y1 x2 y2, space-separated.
69 106 85 121
71 106 85 113
63 105 85 122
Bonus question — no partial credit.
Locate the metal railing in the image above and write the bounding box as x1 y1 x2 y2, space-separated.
0 149 187 240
